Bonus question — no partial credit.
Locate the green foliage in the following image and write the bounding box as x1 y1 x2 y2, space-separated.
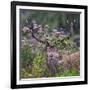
21 45 33 68
20 10 80 34
20 68 33 78
49 36 79 53
32 51 47 77
58 70 80 77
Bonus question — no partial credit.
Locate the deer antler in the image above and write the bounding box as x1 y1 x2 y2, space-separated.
32 31 51 46
26 20 51 47
30 25 51 48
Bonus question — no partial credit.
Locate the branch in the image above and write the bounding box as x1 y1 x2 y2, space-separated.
32 32 45 44
31 32 51 47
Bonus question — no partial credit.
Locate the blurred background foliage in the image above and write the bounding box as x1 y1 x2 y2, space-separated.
20 9 80 34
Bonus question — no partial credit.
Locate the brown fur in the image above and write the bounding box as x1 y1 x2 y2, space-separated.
59 51 80 72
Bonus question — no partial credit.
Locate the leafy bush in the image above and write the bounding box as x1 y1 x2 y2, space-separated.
49 36 79 53
21 45 33 70
32 51 48 78
58 70 79 77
